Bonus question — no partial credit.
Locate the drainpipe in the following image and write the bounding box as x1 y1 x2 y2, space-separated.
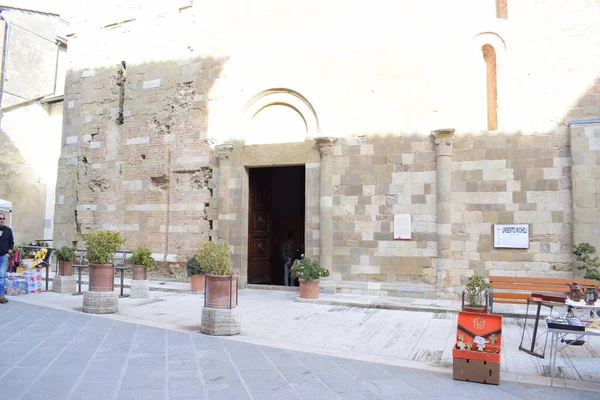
0 13 10 108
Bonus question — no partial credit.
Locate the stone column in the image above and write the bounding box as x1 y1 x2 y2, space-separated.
216 144 234 244
432 129 455 291
316 137 337 273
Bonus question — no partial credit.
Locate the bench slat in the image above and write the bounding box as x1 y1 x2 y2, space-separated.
489 276 596 286
490 292 531 300
490 283 571 292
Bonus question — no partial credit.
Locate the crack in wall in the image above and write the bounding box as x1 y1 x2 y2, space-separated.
115 61 126 125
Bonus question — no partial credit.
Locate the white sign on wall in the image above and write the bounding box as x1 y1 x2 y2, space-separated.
493 224 530 249
393 214 411 240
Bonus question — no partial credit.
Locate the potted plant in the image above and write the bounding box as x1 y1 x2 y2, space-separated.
83 230 125 292
186 256 205 292
573 243 600 282
462 275 490 313
290 256 330 299
54 246 75 276
196 241 237 308
129 247 154 281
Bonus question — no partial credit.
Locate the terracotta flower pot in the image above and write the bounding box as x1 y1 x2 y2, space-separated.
89 264 115 292
58 261 73 277
133 265 147 281
463 305 490 314
190 274 205 291
299 278 320 299
205 274 238 309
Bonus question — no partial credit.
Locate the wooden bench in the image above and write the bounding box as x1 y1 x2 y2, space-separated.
489 276 597 312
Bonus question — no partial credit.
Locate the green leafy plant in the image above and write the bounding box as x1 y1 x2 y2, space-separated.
83 230 125 265
129 247 155 268
55 246 76 262
290 256 330 282
186 256 205 277
573 243 600 281
465 275 489 307
194 241 233 275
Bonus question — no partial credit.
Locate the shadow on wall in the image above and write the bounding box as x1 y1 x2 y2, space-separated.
56 56 229 264
0 128 46 244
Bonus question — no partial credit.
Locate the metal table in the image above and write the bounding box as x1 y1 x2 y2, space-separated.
546 319 600 386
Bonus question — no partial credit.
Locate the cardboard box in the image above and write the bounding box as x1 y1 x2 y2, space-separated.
453 311 502 384
453 358 500 385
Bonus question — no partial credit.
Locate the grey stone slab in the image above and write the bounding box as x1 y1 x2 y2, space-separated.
452 380 521 400
262 348 304 367
337 392 382 400
168 369 200 381
120 375 166 391
22 381 75 399
239 368 288 390
202 363 241 385
167 330 192 346
168 345 197 358
400 373 468 397
276 364 315 383
169 379 205 399
206 382 251 399
69 383 119 400
289 378 338 400
168 358 198 371
362 378 422 397
330 357 393 381
82 359 126 381
252 388 302 400
128 353 166 367
117 389 166 400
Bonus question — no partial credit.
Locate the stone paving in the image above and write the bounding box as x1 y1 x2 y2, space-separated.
1 301 599 400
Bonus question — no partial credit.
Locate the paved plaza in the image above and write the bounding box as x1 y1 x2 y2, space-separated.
1 292 600 399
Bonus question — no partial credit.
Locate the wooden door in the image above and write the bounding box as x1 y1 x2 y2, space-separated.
248 168 272 283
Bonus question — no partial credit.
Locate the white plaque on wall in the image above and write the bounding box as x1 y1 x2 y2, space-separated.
493 224 530 249
394 214 411 240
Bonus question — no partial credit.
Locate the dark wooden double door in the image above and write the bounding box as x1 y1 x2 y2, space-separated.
248 166 305 285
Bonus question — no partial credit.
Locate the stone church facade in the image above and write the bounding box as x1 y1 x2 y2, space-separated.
54 0 600 297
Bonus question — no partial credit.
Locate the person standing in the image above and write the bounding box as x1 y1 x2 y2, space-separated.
281 231 297 286
0 212 14 304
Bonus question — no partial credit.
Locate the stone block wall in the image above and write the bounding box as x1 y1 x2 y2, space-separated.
451 131 573 286
331 135 437 288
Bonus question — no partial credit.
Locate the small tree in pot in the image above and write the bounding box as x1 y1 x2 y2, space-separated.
129 247 154 281
83 230 125 292
55 246 76 276
290 256 330 299
462 275 490 313
187 256 206 293
196 241 237 308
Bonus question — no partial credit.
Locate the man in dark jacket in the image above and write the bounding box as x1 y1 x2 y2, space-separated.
0 212 14 303
281 231 298 286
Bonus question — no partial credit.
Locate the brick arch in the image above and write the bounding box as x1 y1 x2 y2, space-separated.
240 88 320 139
470 32 506 66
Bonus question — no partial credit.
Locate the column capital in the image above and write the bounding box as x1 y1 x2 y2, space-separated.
431 129 455 157
315 137 337 158
215 143 234 162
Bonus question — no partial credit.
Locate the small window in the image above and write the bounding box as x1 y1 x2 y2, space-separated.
496 0 508 19
482 44 498 130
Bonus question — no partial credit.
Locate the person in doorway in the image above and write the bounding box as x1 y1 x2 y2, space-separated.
282 231 298 286
0 212 15 304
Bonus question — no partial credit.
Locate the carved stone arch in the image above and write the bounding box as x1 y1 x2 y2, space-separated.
470 32 506 66
240 88 320 140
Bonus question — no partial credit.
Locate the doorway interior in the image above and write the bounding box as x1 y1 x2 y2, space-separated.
248 165 305 285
